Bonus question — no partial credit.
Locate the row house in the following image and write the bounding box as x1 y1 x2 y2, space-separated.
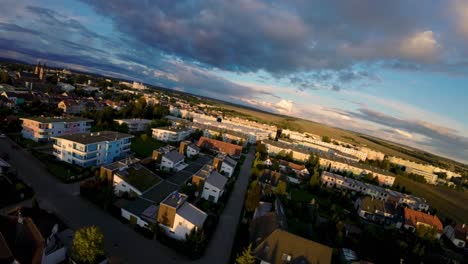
20 116 92 142
197 137 243 159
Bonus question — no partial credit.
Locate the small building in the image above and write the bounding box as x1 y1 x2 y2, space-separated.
179 140 200 158
157 192 207 240
212 153 237 178
21 116 93 142
197 137 243 159
113 163 162 197
114 119 151 133
253 229 333 264
444 224 468 248
57 99 84 114
152 127 192 142
403 207 443 239
160 150 185 171
355 196 401 226
201 171 228 203
52 131 133 167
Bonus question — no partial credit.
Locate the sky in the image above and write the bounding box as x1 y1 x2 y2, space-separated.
0 0 467 163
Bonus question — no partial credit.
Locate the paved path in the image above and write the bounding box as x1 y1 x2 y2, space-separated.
0 137 254 264
196 147 254 264
0 137 188 264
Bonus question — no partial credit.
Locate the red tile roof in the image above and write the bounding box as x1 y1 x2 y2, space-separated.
197 137 242 157
404 207 443 232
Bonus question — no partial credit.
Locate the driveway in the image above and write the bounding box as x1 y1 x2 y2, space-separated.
0 137 188 264
196 147 255 264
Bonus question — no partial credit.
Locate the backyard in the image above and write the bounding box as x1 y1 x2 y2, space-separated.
130 134 164 158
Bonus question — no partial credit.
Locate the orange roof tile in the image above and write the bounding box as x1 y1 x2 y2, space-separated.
404 207 443 232
197 137 242 157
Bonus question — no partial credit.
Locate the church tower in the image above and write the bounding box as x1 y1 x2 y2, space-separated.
34 62 40 75
39 63 46 81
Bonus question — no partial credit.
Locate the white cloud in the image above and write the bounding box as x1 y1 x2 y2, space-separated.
394 129 413 138
399 30 439 61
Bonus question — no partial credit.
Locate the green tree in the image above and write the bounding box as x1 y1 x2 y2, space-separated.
185 228 207 257
322 136 331 143
71 226 104 263
309 169 320 188
236 244 255 264
275 181 287 196
416 225 437 240
245 181 262 212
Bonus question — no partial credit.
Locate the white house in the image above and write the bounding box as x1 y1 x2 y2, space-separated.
157 192 207 240
51 131 133 167
114 118 152 133
160 150 185 171
21 116 93 142
444 224 468 248
213 153 237 178
113 163 162 197
186 143 200 158
152 127 192 142
201 171 228 203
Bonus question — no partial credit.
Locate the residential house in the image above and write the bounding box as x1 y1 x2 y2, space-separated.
151 145 176 162
1 91 34 106
157 192 207 240
444 224 468 248
254 229 333 264
113 163 162 197
403 207 443 239
212 153 237 178
160 150 185 171
51 131 133 167
0 207 73 264
191 164 214 191
197 137 243 159
249 199 288 247
201 171 228 203
259 169 287 190
21 117 92 142
57 99 84 114
152 127 192 142
179 140 200 158
114 119 151 133
355 196 402 226
278 160 310 179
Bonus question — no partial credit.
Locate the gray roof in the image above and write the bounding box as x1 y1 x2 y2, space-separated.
163 150 185 163
0 158 10 168
161 191 188 208
122 198 153 217
188 143 200 152
223 155 237 168
141 180 179 204
52 131 133 145
206 171 228 190
177 202 207 227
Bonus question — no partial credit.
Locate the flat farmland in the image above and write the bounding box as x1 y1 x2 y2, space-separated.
395 176 468 223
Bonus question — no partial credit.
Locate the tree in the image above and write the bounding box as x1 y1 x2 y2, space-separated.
71 226 104 263
185 228 207 258
236 244 255 264
275 181 287 196
245 181 262 212
309 169 320 188
322 136 331 143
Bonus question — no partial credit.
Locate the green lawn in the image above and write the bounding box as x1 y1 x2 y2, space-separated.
130 134 164 158
395 176 468 223
290 189 315 202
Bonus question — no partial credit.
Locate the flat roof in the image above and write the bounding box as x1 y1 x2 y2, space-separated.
21 116 93 123
141 180 179 204
153 126 191 132
161 191 188 208
114 118 151 124
116 164 162 193
52 131 133 145
167 155 212 185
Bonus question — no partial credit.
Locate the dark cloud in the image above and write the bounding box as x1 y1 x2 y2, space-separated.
80 0 461 76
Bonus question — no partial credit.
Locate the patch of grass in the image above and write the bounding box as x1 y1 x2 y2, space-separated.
130 134 164 158
394 176 468 223
290 189 314 202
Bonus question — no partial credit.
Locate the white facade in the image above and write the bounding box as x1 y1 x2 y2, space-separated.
201 181 225 203
152 127 192 142
186 145 200 158
161 211 198 240
160 155 185 171
21 117 92 142
52 131 133 167
113 174 143 196
220 162 235 178
121 208 150 228
114 119 151 133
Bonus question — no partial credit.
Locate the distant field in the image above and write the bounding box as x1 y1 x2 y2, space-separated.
394 176 468 223
215 103 425 162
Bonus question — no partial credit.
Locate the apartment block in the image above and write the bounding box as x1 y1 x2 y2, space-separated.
52 131 133 167
21 116 93 142
114 118 151 133
152 127 192 142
